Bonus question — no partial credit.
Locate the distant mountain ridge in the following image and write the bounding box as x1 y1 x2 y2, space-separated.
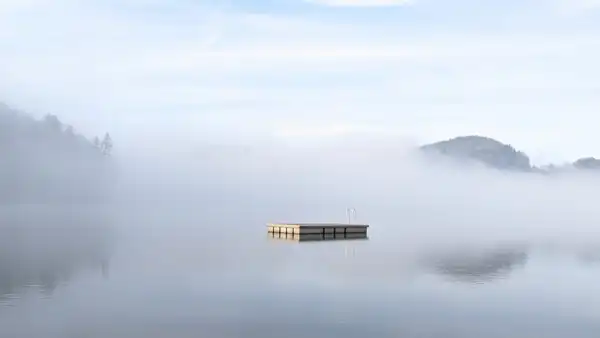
420 135 600 173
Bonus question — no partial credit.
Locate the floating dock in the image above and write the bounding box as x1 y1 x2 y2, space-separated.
269 232 368 242
267 223 369 236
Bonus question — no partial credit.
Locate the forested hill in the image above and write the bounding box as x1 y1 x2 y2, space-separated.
421 135 600 174
420 136 531 171
0 102 115 204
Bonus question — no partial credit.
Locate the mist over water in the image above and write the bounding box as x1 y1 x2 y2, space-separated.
119 140 600 244
3 140 600 337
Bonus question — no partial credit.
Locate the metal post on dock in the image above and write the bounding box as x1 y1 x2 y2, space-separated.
346 208 356 224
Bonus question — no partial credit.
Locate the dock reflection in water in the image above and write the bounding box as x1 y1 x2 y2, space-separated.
268 232 369 242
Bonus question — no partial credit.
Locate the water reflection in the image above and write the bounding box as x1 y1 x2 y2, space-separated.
575 245 600 264
0 206 115 304
420 244 529 284
3 212 600 338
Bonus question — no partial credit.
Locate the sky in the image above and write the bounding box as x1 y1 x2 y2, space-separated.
1 0 600 163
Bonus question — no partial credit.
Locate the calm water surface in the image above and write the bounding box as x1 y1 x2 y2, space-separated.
2 206 600 338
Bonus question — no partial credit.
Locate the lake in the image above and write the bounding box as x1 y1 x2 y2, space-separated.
2 205 600 338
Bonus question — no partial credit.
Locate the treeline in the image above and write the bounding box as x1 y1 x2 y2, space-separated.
0 102 115 204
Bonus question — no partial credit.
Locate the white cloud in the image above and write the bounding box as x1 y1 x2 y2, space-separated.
305 0 414 6
0 0 40 14
1 0 600 160
564 0 600 9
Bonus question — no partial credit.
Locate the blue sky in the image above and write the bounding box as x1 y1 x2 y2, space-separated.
1 0 600 163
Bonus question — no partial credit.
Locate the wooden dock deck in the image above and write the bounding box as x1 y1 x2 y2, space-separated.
267 223 369 236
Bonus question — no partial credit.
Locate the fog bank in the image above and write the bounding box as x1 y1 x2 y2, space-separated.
114 138 600 248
